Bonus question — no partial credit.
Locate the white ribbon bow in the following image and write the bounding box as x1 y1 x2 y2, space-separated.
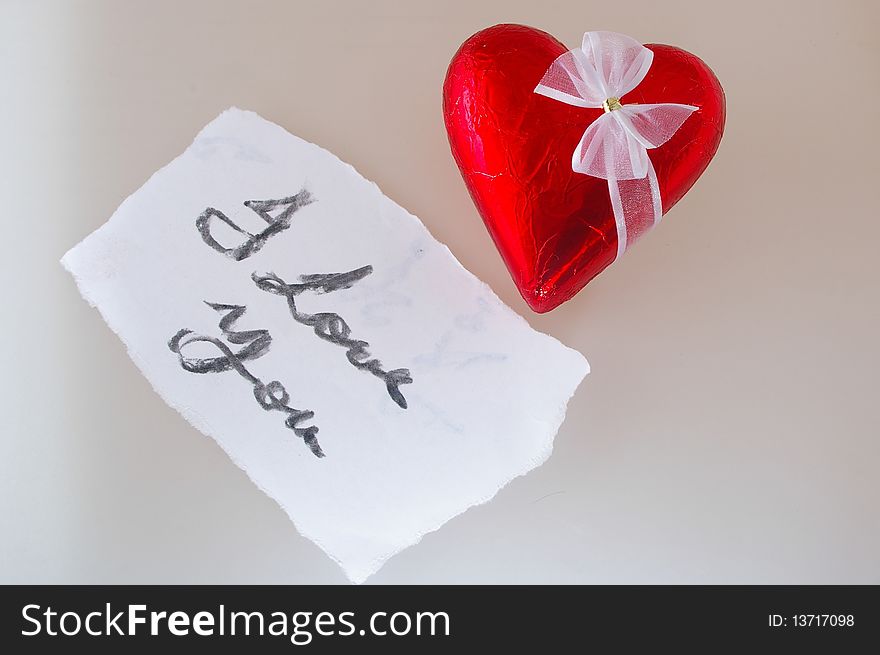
535 31 697 258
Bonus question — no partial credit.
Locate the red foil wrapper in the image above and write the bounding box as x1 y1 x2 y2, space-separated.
443 24 726 312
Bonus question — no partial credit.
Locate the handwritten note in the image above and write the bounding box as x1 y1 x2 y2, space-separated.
61 109 589 582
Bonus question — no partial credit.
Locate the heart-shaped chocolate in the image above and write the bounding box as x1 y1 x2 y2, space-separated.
443 24 725 312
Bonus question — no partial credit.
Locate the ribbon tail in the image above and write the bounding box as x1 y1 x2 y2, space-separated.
608 158 663 260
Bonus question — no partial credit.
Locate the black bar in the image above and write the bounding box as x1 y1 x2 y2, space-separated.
1 585 876 651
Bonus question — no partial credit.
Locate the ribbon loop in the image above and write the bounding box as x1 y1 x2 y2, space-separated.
535 31 697 257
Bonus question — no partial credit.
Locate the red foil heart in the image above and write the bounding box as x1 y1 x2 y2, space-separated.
443 24 726 312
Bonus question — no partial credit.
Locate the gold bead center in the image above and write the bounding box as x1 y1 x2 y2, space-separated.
603 97 622 113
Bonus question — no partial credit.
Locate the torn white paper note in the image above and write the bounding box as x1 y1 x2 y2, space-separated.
61 108 589 583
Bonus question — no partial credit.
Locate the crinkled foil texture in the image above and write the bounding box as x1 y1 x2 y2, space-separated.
443 24 726 312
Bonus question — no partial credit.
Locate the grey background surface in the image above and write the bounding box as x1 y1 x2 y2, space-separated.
2 0 878 583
